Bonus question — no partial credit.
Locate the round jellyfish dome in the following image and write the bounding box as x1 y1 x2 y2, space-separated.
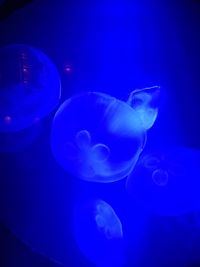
0 44 61 132
51 92 147 183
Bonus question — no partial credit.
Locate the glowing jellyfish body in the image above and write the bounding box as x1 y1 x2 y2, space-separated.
0 44 61 132
51 87 160 183
126 146 200 216
94 200 123 240
73 199 124 267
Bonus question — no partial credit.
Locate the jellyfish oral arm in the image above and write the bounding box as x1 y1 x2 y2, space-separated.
127 86 160 130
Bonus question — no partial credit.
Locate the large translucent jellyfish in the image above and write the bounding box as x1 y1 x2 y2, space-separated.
51 86 160 182
126 146 200 216
73 199 124 267
0 44 61 132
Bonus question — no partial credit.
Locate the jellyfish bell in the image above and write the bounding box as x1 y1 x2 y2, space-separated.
126 146 200 216
51 87 160 183
73 199 124 267
94 199 123 240
0 44 61 132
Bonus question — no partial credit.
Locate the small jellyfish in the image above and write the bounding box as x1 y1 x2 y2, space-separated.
51 86 160 183
0 44 61 132
95 200 123 240
126 146 200 216
127 86 160 130
73 199 124 267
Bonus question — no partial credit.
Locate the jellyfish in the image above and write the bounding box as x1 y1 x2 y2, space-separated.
127 86 160 130
126 146 200 216
51 86 160 183
73 199 124 267
0 44 61 132
94 200 123 239
0 166 123 266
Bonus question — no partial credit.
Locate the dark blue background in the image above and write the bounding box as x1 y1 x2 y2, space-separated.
0 1 200 266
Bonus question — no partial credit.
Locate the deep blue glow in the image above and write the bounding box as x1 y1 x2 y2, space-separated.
51 90 159 183
0 44 61 132
73 199 124 267
126 146 200 216
0 120 43 152
1 1 199 266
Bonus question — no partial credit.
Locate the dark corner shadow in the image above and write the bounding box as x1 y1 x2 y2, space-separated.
0 221 62 267
0 0 33 21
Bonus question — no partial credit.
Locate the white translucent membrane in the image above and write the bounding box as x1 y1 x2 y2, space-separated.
126 146 200 216
51 92 147 183
73 199 125 267
127 85 160 130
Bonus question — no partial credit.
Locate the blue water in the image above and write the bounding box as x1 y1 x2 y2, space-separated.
127 146 200 216
0 1 200 267
73 198 124 267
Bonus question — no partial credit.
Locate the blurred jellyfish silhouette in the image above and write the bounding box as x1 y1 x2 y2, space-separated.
0 44 61 132
126 146 200 216
73 199 124 267
51 86 160 182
